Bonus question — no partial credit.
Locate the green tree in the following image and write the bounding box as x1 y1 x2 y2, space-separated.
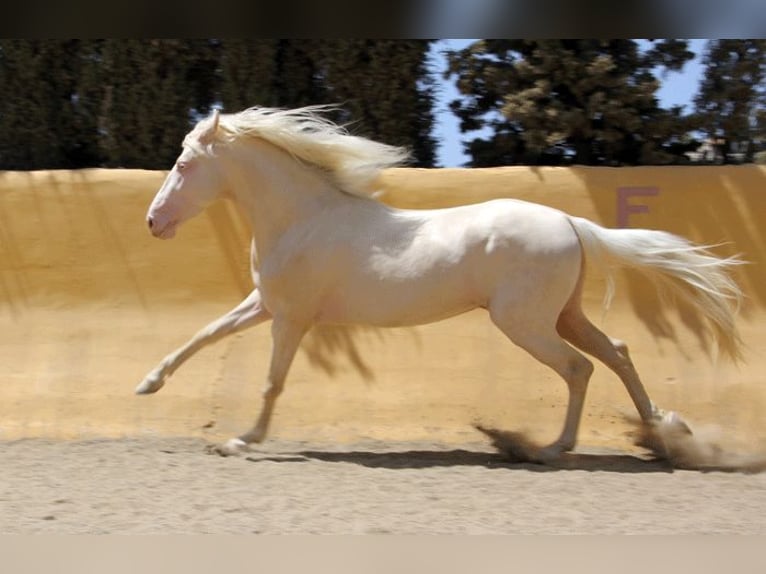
218 39 326 111
97 39 219 169
219 39 279 110
0 39 437 170
693 39 766 164
316 39 437 167
0 40 103 169
446 39 696 166
219 40 436 167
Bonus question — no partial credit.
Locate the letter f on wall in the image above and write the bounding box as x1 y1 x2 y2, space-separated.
616 187 659 228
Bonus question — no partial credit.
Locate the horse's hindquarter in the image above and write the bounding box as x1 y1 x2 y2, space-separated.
261 199 582 327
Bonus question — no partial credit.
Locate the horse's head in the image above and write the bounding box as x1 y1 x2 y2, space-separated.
146 109 227 239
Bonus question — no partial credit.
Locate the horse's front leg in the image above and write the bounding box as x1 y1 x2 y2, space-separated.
214 316 308 456
136 289 271 394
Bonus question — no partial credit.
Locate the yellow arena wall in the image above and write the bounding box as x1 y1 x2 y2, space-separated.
1 166 765 447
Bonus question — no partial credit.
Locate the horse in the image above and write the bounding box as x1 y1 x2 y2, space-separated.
137 105 744 461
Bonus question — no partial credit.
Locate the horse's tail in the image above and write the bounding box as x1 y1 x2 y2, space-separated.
567 216 745 362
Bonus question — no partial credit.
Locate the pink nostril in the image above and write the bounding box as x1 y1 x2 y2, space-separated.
147 216 154 230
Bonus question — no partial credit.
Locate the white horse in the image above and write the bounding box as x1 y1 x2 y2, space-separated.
137 105 744 460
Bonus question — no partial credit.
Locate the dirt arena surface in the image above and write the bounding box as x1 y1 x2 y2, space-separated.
2 167 766 534
3 436 766 534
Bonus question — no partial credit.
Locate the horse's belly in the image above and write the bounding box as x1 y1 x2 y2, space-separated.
316 278 483 327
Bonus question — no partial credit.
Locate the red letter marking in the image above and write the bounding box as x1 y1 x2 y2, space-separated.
616 187 659 228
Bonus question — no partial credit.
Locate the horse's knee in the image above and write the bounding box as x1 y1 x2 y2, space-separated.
262 380 284 401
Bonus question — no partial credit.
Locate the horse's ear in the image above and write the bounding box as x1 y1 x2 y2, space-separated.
199 109 220 144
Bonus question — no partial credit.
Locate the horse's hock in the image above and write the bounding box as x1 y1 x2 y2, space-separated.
2 167 766 449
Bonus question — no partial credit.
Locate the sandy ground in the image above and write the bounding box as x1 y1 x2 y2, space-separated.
3 435 766 534
2 168 766 534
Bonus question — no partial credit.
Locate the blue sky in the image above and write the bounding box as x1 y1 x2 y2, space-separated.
432 39 708 167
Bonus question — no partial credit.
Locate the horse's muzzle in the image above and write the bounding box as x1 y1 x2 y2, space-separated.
146 215 177 239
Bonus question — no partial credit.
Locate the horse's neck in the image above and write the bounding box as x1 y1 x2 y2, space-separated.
226 143 349 256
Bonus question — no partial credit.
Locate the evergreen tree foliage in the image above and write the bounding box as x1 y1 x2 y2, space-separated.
0 39 436 170
315 39 437 167
2 39 764 171
96 39 219 169
218 40 328 111
693 39 766 164
0 40 102 169
446 39 696 166
219 39 436 167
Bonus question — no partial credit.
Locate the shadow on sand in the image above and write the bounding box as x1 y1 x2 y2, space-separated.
243 446 673 474
238 419 766 474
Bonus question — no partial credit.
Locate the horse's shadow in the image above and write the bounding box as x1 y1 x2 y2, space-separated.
244 447 672 474
241 425 674 473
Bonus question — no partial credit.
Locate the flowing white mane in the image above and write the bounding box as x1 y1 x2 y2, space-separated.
185 105 411 197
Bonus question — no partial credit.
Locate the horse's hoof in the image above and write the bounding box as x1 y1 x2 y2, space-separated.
534 444 566 464
135 373 165 394
207 438 251 457
651 409 693 435
659 410 693 435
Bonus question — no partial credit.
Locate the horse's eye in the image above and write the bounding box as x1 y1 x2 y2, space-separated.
177 161 188 171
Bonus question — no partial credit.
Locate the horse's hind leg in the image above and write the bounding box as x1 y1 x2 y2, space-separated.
556 305 694 459
555 306 658 422
136 288 271 394
489 304 595 461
